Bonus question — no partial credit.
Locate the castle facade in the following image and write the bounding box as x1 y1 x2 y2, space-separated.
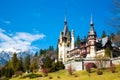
58 16 120 64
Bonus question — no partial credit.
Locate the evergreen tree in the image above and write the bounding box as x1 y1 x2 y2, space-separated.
30 53 39 72
75 36 81 47
56 45 58 57
24 54 30 72
34 51 38 57
0 65 3 77
117 31 120 35
105 47 111 57
4 61 14 78
39 49 43 57
39 49 47 57
49 46 54 51
102 31 107 38
83 36 87 41
51 61 65 72
43 57 52 68
11 53 19 72
30 57 38 72
110 33 115 40
18 56 24 72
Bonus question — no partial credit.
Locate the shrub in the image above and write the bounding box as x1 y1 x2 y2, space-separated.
42 68 49 76
50 61 65 72
20 73 42 79
0 76 9 80
74 74 78 77
85 62 97 73
57 76 60 79
14 71 23 77
29 74 38 79
49 76 53 79
110 64 116 73
38 74 43 77
97 69 103 75
67 64 75 75
5 68 14 78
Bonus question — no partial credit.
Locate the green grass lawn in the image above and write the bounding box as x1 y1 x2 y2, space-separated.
10 66 120 80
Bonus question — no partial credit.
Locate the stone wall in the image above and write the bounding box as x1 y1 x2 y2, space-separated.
64 57 120 71
112 57 120 65
64 60 83 71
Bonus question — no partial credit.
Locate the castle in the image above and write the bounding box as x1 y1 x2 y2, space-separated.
58 16 120 70
58 16 75 63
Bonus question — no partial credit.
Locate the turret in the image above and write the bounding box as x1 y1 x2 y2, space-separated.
58 16 71 63
71 29 74 49
88 14 96 37
87 15 97 58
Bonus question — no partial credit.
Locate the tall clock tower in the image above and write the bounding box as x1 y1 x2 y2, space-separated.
87 15 97 58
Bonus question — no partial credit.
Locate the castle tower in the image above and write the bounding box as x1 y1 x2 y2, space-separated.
58 16 74 63
87 15 97 58
71 29 74 50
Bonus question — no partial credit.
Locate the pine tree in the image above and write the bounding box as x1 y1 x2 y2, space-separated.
105 47 111 57
56 45 58 58
11 53 19 72
34 51 38 57
75 36 81 47
39 49 47 57
49 46 54 51
39 49 43 57
30 53 39 72
24 54 30 72
102 31 107 38
18 56 24 72
110 33 115 40
43 57 52 68
0 65 3 77
4 60 14 78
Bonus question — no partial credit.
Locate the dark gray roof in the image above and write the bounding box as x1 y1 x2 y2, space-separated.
114 41 120 47
88 15 96 36
102 37 108 47
89 26 96 36
62 17 70 37
63 24 69 37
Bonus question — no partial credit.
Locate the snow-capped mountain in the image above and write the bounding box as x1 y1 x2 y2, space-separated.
0 48 35 66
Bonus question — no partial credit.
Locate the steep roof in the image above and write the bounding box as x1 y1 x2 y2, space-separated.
88 15 96 36
62 16 70 37
102 37 109 47
115 41 120 47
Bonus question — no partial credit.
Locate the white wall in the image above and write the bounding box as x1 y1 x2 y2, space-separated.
65 60 83 71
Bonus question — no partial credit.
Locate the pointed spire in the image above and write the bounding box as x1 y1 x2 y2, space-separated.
90 14 93 25
63 16 69 37
64 16 67 24
90 14 94 26
64 16 67 22
89 14 96 36
90 14 93 24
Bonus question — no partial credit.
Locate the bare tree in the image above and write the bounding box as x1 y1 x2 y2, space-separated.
109 0 120 31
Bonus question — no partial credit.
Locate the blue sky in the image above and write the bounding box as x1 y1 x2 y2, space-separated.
0 0 114 52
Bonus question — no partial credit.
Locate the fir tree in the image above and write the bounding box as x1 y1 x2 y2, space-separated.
105 47 111 57
30 53 39 72
75 36 81 47
24 54 30 72
11 53 19 72
102 31 107 38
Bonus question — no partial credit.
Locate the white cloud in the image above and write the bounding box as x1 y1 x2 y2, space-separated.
0 28 5 32
0 28 45 52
